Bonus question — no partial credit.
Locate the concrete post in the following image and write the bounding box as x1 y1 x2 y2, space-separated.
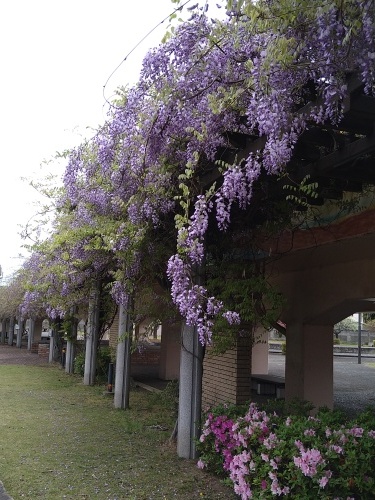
84 284 100 385
8 317 15 346
1 319 6 344
285 323 334 410
16 317 23 348
66 314 78 374
251 327 269 375
27 318 35 351
48 330 55 363
114 298 133 409
177 322 204 459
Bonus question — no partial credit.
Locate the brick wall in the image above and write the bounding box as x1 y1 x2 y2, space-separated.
108 308 161 368
131 346 160 366
31 342 50 358
31 342 39 354
38 343 49 359
267 207 375 255
202 336 252 407
130 344 161 378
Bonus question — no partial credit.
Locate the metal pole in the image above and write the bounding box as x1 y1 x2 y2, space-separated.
358 312 362 364
107 362 114 392
368 323 370 346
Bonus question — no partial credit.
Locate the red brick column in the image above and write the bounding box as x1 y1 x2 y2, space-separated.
38 343 49 359
202 335 252 407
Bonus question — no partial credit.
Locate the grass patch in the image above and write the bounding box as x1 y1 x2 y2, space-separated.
0 365 233 499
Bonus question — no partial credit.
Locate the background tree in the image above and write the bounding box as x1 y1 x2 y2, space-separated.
334 317 358 339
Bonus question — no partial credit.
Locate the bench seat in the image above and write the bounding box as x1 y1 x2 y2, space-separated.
251 374 285 399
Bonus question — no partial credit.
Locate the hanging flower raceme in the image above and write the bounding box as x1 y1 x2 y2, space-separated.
22 1 375 343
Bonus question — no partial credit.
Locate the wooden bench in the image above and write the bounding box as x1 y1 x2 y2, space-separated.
251 374 285 399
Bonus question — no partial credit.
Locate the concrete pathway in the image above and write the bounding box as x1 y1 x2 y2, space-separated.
0 482 12 500
0 344 48 365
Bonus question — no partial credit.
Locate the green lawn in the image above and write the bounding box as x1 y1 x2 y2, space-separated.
0 364 234 499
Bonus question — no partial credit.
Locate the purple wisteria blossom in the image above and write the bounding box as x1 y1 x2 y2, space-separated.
20 1 375 343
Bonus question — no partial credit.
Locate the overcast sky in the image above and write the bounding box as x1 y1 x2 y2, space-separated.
0 0 224 280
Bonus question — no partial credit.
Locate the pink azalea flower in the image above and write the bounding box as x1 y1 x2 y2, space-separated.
304 428 316 437
197 459 205 470
349 427 364 437
270 459 278 470
319 476 329 488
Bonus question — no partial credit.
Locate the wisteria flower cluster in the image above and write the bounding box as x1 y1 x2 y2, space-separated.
19 1 375 339
197 402 375 499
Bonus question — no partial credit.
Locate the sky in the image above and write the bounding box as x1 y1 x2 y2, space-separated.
0 0 224 280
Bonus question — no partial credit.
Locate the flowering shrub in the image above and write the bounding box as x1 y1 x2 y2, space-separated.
197 402 375 499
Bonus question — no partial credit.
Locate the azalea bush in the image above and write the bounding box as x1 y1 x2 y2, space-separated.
197 402 375 499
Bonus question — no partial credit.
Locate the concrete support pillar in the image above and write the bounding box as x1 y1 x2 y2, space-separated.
177 323 204 459
1 319 6 344
84 284 100 385
66 313 78 374
83 284 100 385
251 327 269 375
285 323 333 410
159 321 181 380
8 317 15 346
48 330 55 363
27 319 35 351
65 341 74 373
16 317 23 348
114 299 133 409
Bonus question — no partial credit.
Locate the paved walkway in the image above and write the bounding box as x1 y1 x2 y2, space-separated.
0 343 48 365
0 482 12 500
268 353 375 416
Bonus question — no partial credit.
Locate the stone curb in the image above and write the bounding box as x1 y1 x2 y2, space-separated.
0 481 12 500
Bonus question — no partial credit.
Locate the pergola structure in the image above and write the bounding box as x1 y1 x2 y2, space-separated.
197 71 375 418
1 75 375 461
210 75 375 214
178 73 375 457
